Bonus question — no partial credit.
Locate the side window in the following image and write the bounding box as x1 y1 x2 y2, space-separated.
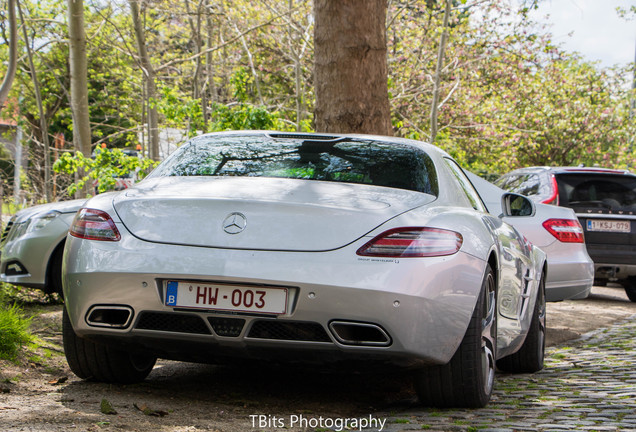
444 158 487 212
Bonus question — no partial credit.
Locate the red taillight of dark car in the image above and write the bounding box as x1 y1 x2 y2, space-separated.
70 208 121 241
356 227 463 257
541 175 559 205
542 218 584 243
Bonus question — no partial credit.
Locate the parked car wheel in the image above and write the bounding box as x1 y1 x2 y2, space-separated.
62 309 156 383
47 244 64 297
497 272 546 373
620 277 636 303
414 264 497 408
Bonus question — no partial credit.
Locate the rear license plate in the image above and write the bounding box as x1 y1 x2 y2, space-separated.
165 281 288 315
586 219 631 233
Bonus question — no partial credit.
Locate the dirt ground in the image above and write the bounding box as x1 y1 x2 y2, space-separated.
1 285 635 432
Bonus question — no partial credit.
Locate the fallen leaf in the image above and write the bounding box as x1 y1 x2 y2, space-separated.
133 402 168 417
100 398 117 415
48 377 68 385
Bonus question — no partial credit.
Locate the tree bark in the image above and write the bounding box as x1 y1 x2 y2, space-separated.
184 0 203 100
314 0 392 135
430 0 451 143
129 0 160 161
0 0 17 113
203 11 215 129
19 0 52 201
68 0 92 197
285 0 307 131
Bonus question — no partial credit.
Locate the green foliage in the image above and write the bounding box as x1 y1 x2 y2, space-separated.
388 1 635 174
206 68 295 132
158 68 302 135
209 102 283 131
157 87 205 136
2 201 24 216
52 148 159 196
231 67 253 103
2 0 635 202
0 300 33 361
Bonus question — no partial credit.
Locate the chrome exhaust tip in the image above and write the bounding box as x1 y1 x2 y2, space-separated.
328 321 391 346
86 305 133 329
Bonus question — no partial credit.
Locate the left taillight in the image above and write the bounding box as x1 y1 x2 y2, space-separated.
542 218 584 243
70 208 121 241
356 227 463 258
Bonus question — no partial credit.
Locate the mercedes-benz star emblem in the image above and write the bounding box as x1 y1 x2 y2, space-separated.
222 212 247 234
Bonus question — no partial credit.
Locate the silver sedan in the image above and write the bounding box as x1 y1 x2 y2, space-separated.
1 199 86 295
467 172 594 301
62 131 547 408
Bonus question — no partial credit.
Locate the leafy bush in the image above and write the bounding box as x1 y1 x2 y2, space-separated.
53 147 159 197
0 302 33 361
209 102 285 131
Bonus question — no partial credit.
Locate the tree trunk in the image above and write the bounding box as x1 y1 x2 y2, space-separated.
286 0 305 131
129 0 160 161
184 0 203 100
0 0 17 113
430 0 451 143
314 0 392 135
203 11 215 129
68 0 92 197
20 0 51 201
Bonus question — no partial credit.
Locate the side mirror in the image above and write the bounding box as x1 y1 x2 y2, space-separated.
501 193 535 217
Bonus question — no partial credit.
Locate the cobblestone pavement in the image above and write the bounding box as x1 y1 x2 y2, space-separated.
375 313 636 432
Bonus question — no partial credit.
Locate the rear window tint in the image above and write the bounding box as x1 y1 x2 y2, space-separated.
495 173 541 196
556 173 636 211
495 171 555 202
149 135 439 195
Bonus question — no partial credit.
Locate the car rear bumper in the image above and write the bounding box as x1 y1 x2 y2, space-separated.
63 236 487 367
587 244 636 266
545 279 592 301
587 244 636 280
593 263 636 280
541 242 593 301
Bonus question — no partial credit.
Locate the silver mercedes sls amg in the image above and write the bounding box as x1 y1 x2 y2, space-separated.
62 131 547 408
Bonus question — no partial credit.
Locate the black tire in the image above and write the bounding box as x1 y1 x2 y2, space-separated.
62 308 156 384
497 272 546 373
47 244 64 297
621 277 636 303
414 264 497 408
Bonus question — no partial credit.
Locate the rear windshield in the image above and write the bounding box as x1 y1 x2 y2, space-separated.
556 173 636 211
494 172 554 202
148 135 439 195
495 173 541 196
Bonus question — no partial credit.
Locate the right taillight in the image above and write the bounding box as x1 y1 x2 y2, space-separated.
356 227 463 257
542 218 584 243
70 208 121 241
